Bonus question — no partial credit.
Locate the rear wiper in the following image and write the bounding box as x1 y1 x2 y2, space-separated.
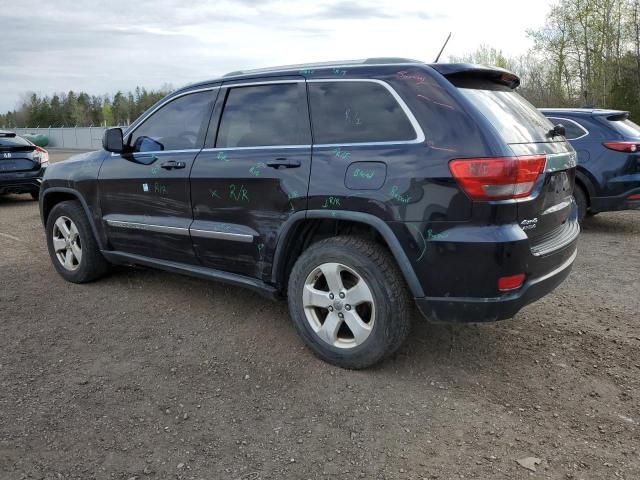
547 124 566 138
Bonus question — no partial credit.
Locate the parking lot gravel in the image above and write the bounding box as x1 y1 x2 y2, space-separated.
1 150 639 479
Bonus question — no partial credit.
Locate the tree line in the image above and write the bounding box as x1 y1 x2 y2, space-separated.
451 0 640 120
3 0 640 127
0 86 172 128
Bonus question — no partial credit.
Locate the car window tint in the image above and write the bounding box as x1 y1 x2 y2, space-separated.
607 118 640 139
458 87 554 144
130 91 213 152
547 117 586 140
0 134 32 147
216 84 310 148
308 81 416 144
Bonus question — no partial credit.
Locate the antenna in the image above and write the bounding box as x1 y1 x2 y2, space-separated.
434 32 452 63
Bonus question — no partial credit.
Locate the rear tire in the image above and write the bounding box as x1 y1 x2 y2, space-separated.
30 191 39 201
46 200 110 283
287 236 412 369
573 185 588 223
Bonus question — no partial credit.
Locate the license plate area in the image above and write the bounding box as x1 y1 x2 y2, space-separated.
0 160 17 171
0 159 35 172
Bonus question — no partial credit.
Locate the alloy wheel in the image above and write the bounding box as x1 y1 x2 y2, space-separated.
302 262 375 349
52 216 82 271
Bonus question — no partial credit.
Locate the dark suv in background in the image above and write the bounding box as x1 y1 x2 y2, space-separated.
0 130 49 200
542 108 640 221
39 58 579 368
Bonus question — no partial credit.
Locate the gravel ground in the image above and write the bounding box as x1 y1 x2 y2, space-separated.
0 150 639 479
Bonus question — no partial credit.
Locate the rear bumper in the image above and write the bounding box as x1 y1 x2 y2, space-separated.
591 187 640 213
0 168 45 194
415 248 577 323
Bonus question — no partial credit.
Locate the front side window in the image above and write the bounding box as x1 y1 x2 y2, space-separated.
216 84 310 148
129 91 213 152
308 81 416 144
547 117 587 140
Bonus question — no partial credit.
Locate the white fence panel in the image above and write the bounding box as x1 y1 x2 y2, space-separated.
11 127 109 150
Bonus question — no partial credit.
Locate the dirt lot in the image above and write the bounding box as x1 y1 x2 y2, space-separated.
1 149 639 480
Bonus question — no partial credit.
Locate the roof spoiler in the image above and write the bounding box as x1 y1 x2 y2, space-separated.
0 131 17 137
605 111 629 121
429 63 520 89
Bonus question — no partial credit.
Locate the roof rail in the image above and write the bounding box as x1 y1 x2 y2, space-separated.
222 57 422 78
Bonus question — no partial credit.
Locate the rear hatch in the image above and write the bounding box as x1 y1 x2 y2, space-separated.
0 133 38 173
441 66 577 254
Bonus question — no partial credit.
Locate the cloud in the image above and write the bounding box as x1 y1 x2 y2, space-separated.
0 0 550 114
314 2 393 19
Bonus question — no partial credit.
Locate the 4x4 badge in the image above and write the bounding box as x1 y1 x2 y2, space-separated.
521 218 538 230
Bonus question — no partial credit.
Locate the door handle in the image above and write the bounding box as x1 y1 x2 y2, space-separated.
266 158 301 169
161 160 186 170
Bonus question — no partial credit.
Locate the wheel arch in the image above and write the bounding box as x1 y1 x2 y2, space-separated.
575 168 596 204
40 187 105 250
271 210 425 298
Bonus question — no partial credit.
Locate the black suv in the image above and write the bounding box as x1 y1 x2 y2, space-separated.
541 108 640 221
40 59 579 368
0 130 49 199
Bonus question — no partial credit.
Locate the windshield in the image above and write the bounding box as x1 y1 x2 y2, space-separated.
607 117 640 139
458 88 556 144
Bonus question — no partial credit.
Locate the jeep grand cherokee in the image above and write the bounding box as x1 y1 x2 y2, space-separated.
39 58 579 368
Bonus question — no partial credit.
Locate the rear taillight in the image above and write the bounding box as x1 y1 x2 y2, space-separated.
628 193 640 200
603 141 640 152
448 156 546 200
33 146 49 166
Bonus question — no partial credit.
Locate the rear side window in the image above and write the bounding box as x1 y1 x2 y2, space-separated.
546 117 588 140
0 134 32 147
216 84 310 148
130 91 213 152
607 117 640 139
455 81 555 144
308 81 416 144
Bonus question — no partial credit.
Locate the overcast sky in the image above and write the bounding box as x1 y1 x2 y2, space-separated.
1 0 554 112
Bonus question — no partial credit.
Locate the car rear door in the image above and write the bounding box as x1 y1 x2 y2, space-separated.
98 88 217 264
189 77 311 280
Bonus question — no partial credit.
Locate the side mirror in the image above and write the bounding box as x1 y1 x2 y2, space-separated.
548 123 566 138
102 128 124 153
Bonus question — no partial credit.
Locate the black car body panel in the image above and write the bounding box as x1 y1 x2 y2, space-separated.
40 59 579 322
0 130 48 195
541 108 640 213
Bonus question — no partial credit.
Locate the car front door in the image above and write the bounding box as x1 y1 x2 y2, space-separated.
99 87 218 264
189 78 311 280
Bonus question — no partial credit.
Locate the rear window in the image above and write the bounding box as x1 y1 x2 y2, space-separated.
308 81 416 144
0 134 32 147
455 81 555 144
607 117 640 139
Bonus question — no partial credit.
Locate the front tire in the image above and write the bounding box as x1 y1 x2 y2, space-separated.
287 236 412 369
30 191 39 201
46 200 109 283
